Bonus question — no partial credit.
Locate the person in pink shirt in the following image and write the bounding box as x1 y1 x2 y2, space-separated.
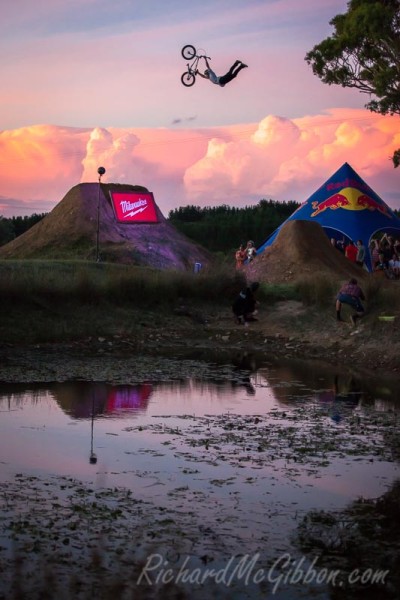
336 278 365 326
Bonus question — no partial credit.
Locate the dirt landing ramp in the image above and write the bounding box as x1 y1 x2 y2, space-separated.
247 220 367 283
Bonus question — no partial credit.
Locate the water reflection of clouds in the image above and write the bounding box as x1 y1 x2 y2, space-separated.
0 359 399 521
289 460 397 504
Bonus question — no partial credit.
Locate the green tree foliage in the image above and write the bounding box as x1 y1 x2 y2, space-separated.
168 200 299 252
305 0 400 167
0 213 47 247
11 213 47 237
0 217 15 246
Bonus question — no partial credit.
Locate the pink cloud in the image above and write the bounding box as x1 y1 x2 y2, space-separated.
0 125 88 208
0 109 398 218
183 109 399 205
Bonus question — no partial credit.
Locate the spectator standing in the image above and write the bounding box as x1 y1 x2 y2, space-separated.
369 239 380 269
356 240 366 267
235 244 246 270
388 253 400 278
345 241 357 263
374 252 389 273
246 240 257 262
336 238 346 253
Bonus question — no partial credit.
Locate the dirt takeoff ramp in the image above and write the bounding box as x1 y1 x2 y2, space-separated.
0 183 212 270
247 220 367 284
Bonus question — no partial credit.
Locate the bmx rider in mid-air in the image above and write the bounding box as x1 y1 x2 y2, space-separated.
197 56 248 87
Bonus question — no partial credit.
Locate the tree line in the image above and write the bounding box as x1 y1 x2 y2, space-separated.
0 201 298 251
168 199 300 252
3 198 400 254
0 214 47 246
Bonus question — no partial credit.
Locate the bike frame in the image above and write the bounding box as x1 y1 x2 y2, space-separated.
181 45 210 87
187 54 204 75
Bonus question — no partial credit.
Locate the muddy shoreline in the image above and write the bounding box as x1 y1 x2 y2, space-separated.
0 312 399 384
1 306 400 600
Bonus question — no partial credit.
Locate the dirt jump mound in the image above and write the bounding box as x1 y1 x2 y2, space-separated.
247 220 367 284
0 183 212 271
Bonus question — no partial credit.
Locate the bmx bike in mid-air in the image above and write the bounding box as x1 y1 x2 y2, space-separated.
180 44 210 87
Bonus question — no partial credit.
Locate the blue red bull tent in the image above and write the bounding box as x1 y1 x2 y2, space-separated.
257 162 400 271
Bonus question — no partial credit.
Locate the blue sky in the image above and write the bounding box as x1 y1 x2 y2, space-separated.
1 0 398 218
1 0 364 129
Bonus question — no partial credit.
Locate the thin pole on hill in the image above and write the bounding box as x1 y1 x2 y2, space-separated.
96 167 106 262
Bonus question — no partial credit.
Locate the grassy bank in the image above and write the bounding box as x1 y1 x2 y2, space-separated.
0 260 399 344
0 260 292 343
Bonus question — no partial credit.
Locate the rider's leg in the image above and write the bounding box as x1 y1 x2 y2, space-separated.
219 63 246 85
232 60 247 77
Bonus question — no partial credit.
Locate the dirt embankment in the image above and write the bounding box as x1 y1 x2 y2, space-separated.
0 298 399 384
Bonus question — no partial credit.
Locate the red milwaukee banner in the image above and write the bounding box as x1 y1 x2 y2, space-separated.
110 191 158 223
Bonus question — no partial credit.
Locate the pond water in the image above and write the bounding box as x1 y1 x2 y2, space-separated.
0 353 399 599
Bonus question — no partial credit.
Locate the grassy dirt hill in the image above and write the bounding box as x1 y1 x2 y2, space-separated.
0 183 212 270
247 220 368 283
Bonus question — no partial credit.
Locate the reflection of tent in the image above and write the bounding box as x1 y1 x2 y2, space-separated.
258 163 400 271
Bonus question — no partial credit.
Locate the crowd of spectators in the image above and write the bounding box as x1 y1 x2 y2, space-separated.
369 233 400 278
332 233 400 279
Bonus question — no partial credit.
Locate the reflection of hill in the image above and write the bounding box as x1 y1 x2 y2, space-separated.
53 382 152 419
1 355 400 420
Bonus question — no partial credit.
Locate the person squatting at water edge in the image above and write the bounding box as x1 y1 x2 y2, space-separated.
336 278 365 326
232 282 260 325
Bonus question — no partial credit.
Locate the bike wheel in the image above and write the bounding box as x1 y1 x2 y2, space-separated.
181 71 196 87
181 45 196 60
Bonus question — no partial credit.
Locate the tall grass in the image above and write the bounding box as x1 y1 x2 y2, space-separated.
0 260 253 342
1 260 399 343
294 273 338 308
294 270 400 314
363 275 400 313
0 260 247 307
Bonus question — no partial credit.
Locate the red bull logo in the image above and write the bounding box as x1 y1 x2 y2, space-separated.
311 193 349 217
311 187 392 219
357 194 392 217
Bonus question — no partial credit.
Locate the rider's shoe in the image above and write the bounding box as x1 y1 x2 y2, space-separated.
240 62 248 68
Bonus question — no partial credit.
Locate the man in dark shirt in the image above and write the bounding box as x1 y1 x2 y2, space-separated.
232 282 260 324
